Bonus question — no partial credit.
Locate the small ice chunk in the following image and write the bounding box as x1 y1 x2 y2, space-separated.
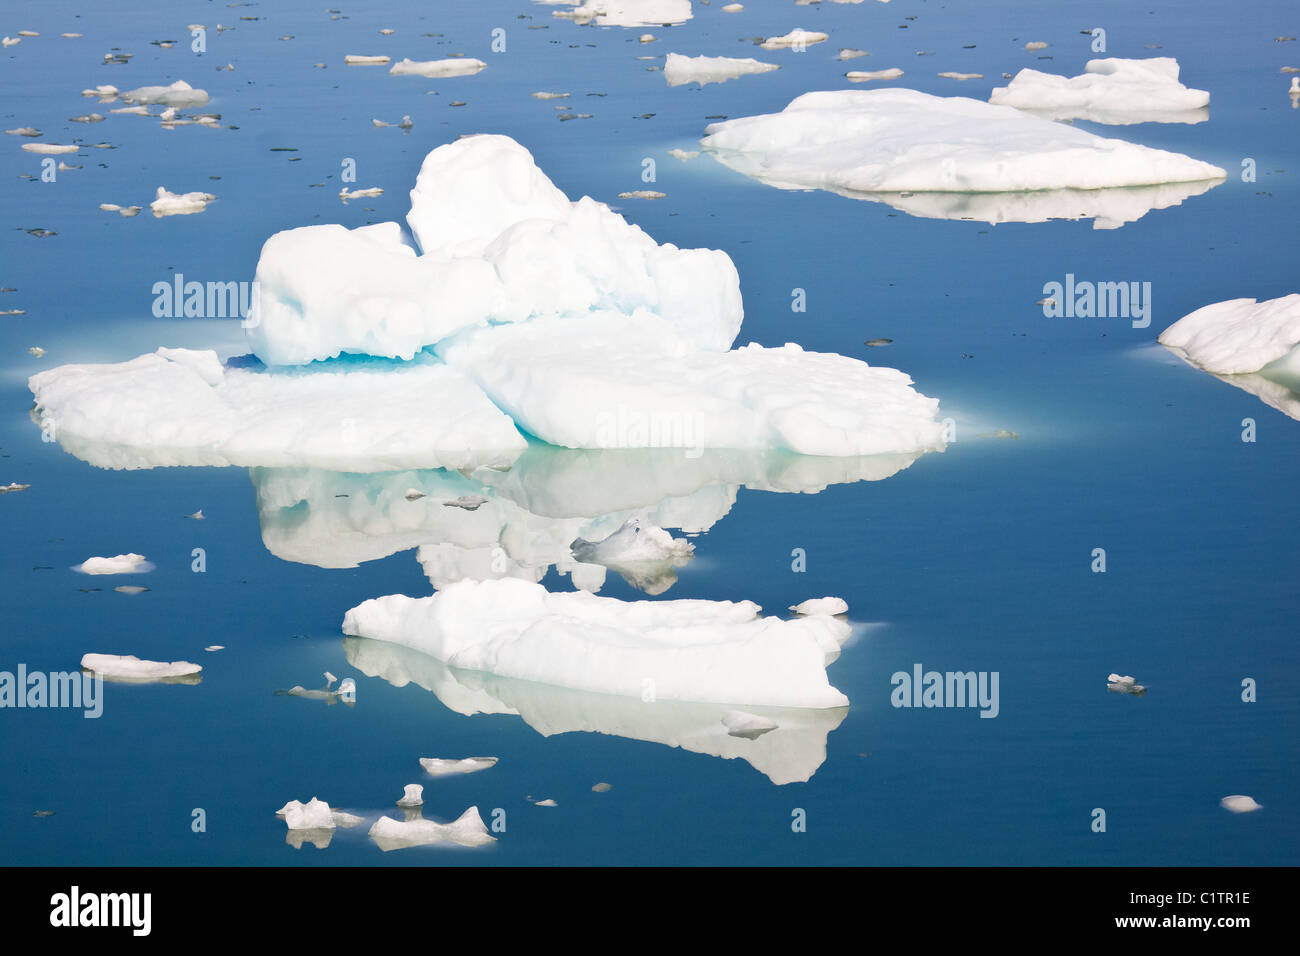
74 553 152 575
419 756 499 777
204 645 223 652
789 597 848 616
114 586 149 595
99 203 143 217
396 784 424 807
368 806 495 850
723 3 743 10
846 68 904 81
2 37 21 48
1106 673 1146 695
187 510 205 520
760 29 828 50
345 54 390 65
279 797 336 830
639 34 656 43
1 482 30 493
667 148 698 160
1219 795 1262 814
938 72 983 80
150 186 216 217
389 57 486 77
80 653 201 681
121 80 209 107
404 489 427 501
21 143 80 154
839 48 869 60
663 53 779 87
5 127 41 136
535 799 558 807
592 782 612 792
617 190 666 199
28 347 44 357
722 710 779 738
1024 41 1049 51
443 494 488 511
339 186 383 201
532 91 569 99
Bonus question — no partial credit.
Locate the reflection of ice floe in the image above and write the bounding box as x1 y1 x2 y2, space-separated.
663 53 778 87
1159 294 1300 421
721 710 779 738
343 578 851 709
990 58 1209 125
80 653 201 683
249 445 923 576
540 0 693 27
344 636 847 784
571 516 693 595
29 348 525 472
701 90 1224 226
368 806 495 850
420 756 498 776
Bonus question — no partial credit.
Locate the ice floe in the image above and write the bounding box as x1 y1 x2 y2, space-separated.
74 553 152 575
663 53 779 87
541 0 692 27
1158 294 1300 421
121 80 209 107
701 89 1224 226
80 653 201 682
29 347 525 472
1219 795 1262 813
846 68 903 82
789 596 848 616
419 756 499 776
150 187 216 217
390 57 486 77
345 54 390 65
396 784 424 807
1106 673 1146 696
347 636 847 784
277 797 335 829
21 143 80 154
343 577 852 708
990 58 1210 124
368 806 495 850
760 29 828 50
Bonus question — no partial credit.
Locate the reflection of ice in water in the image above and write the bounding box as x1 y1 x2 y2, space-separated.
344 637 848 785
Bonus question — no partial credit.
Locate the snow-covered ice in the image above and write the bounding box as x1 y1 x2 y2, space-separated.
150 187 215 217
419 756 499 776
1158 294 1300 376
990 58 1210 124
368 806 495 850
760 29 828 50
80 653 201 682
74 553 152 575
120 81 209 107
540 1 692 28
789 596 848 616
343 578 852 708
1219 795 1262 813
701 89 1225 195
663 53 779 87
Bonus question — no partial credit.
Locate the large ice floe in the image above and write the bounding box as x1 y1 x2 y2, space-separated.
538 0 692 27
31 134 947 465
700 89 1226 227
1158 294 1300 421
989 58 1210 125
343 578 852 710
344 635 846 785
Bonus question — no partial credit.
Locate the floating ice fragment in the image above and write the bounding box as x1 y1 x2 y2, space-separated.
80 653 200 681
2 37 21 48
1106 673 1146 695
1220 795 1262 813
723 3 743 10
21 143 80 154
5 127 41 136
28 347 44 357
99 203 143 217
204 645 223 651
396 784 424 807
74 553 152 575
1024 41 1048 51
368 806 494 850
938 72 982 80
345 54 390 65
789 597 848 616
846 68 903 81
150 187 216 217
1158 294 1300 375
667 148 698 160
617 190 666 199
722 710 779 738
664 53 779 87
390 57 486 77
532 91 569 99
419 756 499 777
990 58 1210 124
186 510 204 520
121 80 209 107
839 48 869 60
1 482 30 493
535 798 558 806
339 186 383 202
404 489 427 501
592 782 612 792
343 578 852 708
114 586 149 595
278 797 335 829
761 29 828 50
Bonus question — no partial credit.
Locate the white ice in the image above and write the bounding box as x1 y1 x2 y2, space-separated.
396 784 424 807
540 1 692 28
1106 673 1146 695
389 57 486 77
74 553 152 575
722 710 779 738
342 578 852 708
663 53 779 87
1219 795 1262 813
789 596 848 616
990 58 1209 124
419 756 499 776
120 80 209 107
368 806 495 850
760 29 829 50
150 187 215 217
277 797 336 830
1158 294 1300 376
80 653 201 681
701 89 1225 194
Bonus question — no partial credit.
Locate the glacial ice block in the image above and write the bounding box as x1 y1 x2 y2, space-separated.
80 653 201 682
700 89 1226 195
663 53 779 87
242 135 742 363
990 58 1210 125
420 756 499 776
74 553 152 575
29 348 525 472
278 798 336 830
436 313 947 457
342 578 852 708
1158 294 1300 376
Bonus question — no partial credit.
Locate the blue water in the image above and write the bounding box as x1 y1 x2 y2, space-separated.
1 0 1296 865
